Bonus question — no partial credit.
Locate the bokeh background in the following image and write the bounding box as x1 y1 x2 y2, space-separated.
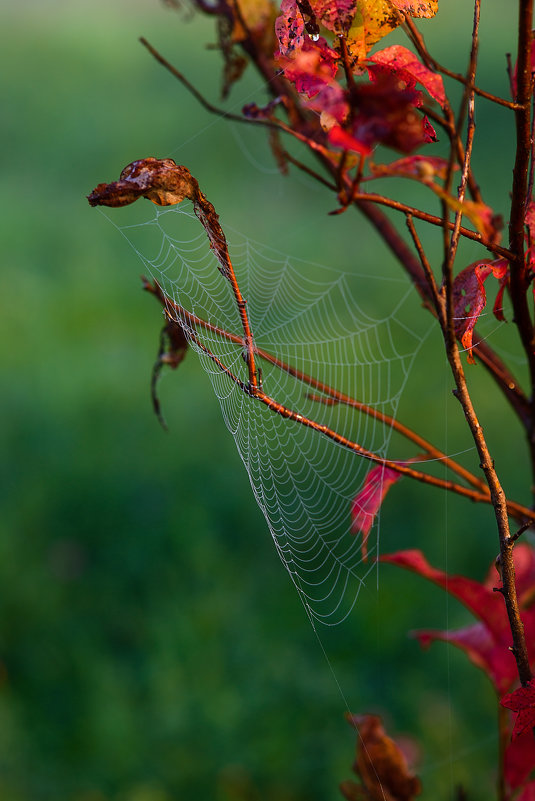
1 1 528 799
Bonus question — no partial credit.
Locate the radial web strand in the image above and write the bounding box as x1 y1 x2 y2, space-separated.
112 203 429 624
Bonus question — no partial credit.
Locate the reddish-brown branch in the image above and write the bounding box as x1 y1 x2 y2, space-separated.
144 277 490 495
433 0 532 690
444 1 479 277
402 16 522 112
499 0 535 688
402 16 483 206
405 214 441 314
347 190 511 259
142 278 535 523
181 305 535 520
508 4 535 418
141 15 533 493
140 36 279 131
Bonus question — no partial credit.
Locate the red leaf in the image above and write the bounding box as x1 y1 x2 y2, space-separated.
505 729 535 794
275 0 305 55
382 546 535 693
422 115 437 143
309 0 357 34
351 465 402 557
328 124 372 155
452 259 507 364
517 781 535 800
525 201 535 274
492 258 509 322
369 45 446 107
276 36 340 97
501 680 535 740
349 71 431 154
414 622 517 693
526 200 535 240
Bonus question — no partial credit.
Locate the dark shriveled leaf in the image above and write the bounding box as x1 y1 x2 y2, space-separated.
88 158 234 279
343 714 422 801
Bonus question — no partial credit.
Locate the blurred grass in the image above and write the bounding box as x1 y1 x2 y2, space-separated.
0 1 527 799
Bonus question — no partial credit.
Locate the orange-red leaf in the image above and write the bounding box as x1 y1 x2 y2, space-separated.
390 0 437 17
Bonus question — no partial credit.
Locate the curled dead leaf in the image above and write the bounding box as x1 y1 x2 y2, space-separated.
87 157 199 208
344 714 422 801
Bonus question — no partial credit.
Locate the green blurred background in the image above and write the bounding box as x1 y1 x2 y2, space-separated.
1 1 528 799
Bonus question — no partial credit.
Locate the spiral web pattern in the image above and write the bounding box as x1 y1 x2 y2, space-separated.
114 203 427 624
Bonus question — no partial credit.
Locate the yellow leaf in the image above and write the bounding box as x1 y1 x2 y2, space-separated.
347 0 399 62
346 0 437 62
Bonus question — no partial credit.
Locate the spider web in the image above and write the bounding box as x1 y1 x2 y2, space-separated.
112 201 430 625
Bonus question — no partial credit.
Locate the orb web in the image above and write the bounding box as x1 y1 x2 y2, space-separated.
112 202 428 624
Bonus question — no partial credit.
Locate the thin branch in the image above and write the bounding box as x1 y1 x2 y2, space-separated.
144 278 492 495
508 3 535 401
170 298 535 521
497 0 535 688
349 191 512 260
403 17 522 112
139 36 278 130
142 278 535 523
140 25 533 449
444 0 480 276
405 214 441 315
434 0 532 690
283 151 338 191
403 17 483 208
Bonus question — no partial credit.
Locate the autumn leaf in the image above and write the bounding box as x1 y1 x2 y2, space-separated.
346 0 400 63
87 157 200 208
346 0 437 64
428 185 500 243
275 0 305 54
382 547 535 797
351 464 403 558
342 714 422 801
142 278 189 429
328 70 430 154
452 259 508 364
369 45 446 107
524 200 535 278
381 545 535 693
309 0 357 34
275 36 340 96
501 680 535 741
88 158 234 280
503 730 535 798
367 155 452 181
390 0 437 15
